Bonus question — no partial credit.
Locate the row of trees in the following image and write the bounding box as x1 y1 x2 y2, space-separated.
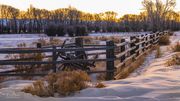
0 0 179 36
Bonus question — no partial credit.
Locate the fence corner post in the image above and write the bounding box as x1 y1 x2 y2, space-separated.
106 40 115 80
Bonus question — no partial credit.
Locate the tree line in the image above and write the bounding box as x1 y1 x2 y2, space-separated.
0 0 179 36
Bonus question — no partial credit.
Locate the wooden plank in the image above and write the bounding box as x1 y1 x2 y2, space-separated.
0 58 114 65
115 42 128 47
115 46 136 58
0 47 114 54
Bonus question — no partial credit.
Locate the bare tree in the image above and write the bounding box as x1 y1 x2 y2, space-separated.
142 0 176 31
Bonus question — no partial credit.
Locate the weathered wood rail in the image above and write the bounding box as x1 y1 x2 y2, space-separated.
0 31 168 80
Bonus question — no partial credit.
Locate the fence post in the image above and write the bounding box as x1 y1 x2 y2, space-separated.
120 39 126 63
141 34 145 52
145 34 148 50
150 34 153 44
36 43 42 48
75 38 84 59
135 36 140 57
130 36 136 56
52 46 57 73
106 40 115 80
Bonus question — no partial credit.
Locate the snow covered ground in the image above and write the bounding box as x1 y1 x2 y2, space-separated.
0 34 48 48
89 32 150 37
0 32 180 101
0 32 144 48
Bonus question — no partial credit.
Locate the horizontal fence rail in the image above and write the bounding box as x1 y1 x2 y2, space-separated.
0 31 169 80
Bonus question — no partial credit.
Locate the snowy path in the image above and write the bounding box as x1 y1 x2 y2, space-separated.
129 50 156 77
0 32 180 101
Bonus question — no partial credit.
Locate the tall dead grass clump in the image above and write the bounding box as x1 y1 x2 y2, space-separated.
159 35 170 45
166 55 180 66
22 71 90 97
22 80 52 97
171 42 180 52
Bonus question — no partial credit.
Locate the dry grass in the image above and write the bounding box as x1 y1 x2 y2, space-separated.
96 36 121 43
80 36 121 44
22 80 52 97
159 35 170 45
155 45 162 58
171 42 180 52
115 54 145 79
95 82 106 88
96 73 106 81
114 47 155 80
33 37 63 46
6 52 46 77
49 37 63 46
111 47 154 80
79 36 97 44
5 43 52 79
166 55 180 66
55 71 90 96
22 71 90 97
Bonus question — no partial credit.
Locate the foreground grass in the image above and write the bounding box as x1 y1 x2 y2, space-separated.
22 71 90 97
166 54 180 66
172 42 180 52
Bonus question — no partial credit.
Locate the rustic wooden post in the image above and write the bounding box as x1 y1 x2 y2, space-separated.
141 34 145 52
36 43 42 48
52 46 57 73
150 34 153 44
106 40 115 80
153 33 157 45
157 32 160 43
75 38 84 59
145 34 149 49
147 34 151 48
130 36 136 56
120 39 126 62
135 36 140 57
153 33 156 44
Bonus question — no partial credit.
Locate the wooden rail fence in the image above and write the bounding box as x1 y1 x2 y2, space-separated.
0 31 168 80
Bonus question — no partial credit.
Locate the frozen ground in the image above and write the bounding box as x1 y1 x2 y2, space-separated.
89 32 150 37
0 34 48 48
0 32 179 101
0 32 144 48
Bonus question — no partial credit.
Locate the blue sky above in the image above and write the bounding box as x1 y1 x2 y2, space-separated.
0 0 179 17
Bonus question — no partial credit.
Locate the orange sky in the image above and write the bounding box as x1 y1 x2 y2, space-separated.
0 0 179 17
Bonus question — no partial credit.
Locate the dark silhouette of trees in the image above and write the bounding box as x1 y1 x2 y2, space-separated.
0 1 179 36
